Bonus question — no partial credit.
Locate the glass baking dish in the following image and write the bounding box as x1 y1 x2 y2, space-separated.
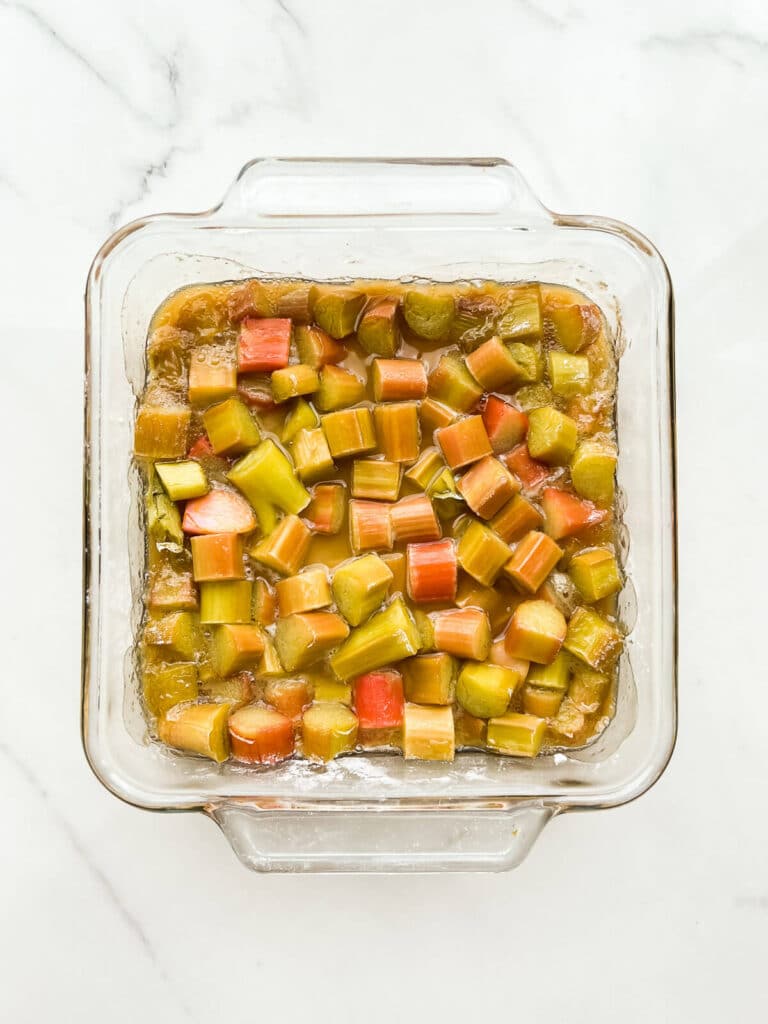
83 158 677 872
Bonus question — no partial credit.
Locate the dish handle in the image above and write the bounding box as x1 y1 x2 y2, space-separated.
216 157 553 224
206 801 559 873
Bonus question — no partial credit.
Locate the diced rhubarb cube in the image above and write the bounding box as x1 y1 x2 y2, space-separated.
542 487 608 540
481 395 528 454
238 317 292 372
503 444 551 491
354 670 405 729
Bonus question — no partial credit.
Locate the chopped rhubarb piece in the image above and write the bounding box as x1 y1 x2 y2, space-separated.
542 487 608 540
504 600 566 664
481 395 529 454
457 455 518 520
182 489 257 535
358 298 401 356
431 607 491 661
188 434 215 459
191 532 245 581
229 706 295 764
158 703 230 762
503 444 551 491
372 358 427 401
265 677 313 718
304 483 346 534
436 415 492 470
238 317 292 372
486 711 546 757
403 703 455 761
407 539 457 603
390 494 441 543
354 670 405 729
503 530 563 594
301 702 359 761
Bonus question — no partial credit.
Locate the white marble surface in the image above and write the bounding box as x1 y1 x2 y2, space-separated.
1 0 766 1020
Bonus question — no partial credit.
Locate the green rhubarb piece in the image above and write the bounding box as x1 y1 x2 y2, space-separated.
302 702 359 761
456 518 511 587
274 612 350 672
486 711 546 757
563 606 622 669
199 580 252 624
213 624 265 676
569 547 622 603
456 663 520 719
497 285 542 342
548 351 590 397
427 352 483 412
228 439 310 521
271 364 319 403
357 298 400 356
155 460 209 501
281 398 319 445
403 290 455 341
329 597 420 680
426 467 465 519
568 666 610 712
143 611 200 660
321 408 377 458
507 341 544 384
411 609 435 651
202 397 261 455
143 663 198 717
527 651 571 691
313 288 366 339
146 473 184 546
570 439 617 505
526 406 578 465
291 427 336 482
548 303 602 353
401 653 457 705
315 365 366 412
404 447 444 491
515 384 554 412
331 553 394 627
449 295 499 348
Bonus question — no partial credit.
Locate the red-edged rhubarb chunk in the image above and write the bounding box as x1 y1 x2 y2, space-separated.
354 670 405 729
406 539 458 603
542 487 608 540
188 434 215 459
481 395 528 455
182 489 257 535
238 317 292 372
503 444 551 491
228 705 295 764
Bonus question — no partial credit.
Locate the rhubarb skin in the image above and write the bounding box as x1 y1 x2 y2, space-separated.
401 653 457 705
203 397 261 455
250 515 312 576
158 702 231 762
503 530 563 594
295 325 346 368
490 493 544 543
481 395 528 454
332 552 394 626
274 612 350 672
275 567 332 616
547 302 602 353
213 624 265 676
523 685 564 718
199 580 253 624
191 532 245 581
349 499 394 553
436 415 492 470
313 289 366 339
431 607 491 661
570 439 617 506
301 702 359 760
304 483 347 534
563 606 622 670
504 600 567 664
503 444 552 492
542 487 608 540
526 407 578 465
390 495 441 543
403 291 455 342
265 677 314 718
372 358 427 401
406 539 457 603
374 402 421 463
228 705 295 764
402 703 455 761
353 670 405 729
457 455 518 520
188 354 237 407
238 317 292 372
358 298 401 357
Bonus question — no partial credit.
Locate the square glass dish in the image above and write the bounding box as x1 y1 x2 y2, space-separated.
83 158 676 872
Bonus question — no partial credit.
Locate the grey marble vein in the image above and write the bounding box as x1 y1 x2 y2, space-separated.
0 739 197 1023
0 0 170 129
274 0 307 37
107 143 189 230
643 29 768 70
